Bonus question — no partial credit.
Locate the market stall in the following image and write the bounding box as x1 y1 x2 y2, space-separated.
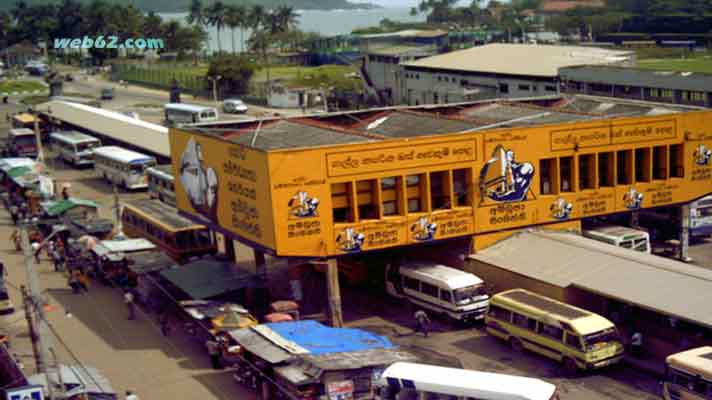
90 238 157 286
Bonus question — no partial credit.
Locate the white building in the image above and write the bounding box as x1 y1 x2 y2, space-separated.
397 44 635 106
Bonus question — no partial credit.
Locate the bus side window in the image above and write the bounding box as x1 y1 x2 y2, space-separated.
540 323 564 341
404 277 420 291
439 289 452 303
565 331 583 351
489 305 511 322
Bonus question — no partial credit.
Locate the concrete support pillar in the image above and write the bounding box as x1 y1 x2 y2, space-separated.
630 211 639 229
326 258 343 328
680 203 692 262
254 249 266 276
225 237 236 262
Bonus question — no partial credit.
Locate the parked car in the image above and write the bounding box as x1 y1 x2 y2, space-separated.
223 99 248 114
101 88 114 100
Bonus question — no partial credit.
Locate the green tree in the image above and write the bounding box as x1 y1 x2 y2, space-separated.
275 5 299 33
206 54 256 96
225 5 240 54
186 0 205 26
0 11 11 47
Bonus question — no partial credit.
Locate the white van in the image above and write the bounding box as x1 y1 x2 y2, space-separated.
385 261 489 323
50 131 101 166
583 224 651 253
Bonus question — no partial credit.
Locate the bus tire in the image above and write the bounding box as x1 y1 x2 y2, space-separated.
509 337 523 352
562 357 578 375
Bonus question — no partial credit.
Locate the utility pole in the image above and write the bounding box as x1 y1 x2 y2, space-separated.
21 285 41 372
208 75 222 107
113 185 125 240
33 112 45 163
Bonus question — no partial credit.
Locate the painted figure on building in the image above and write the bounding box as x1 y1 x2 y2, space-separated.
336 227 365 253
623 187 644 210
480 145 534 202
550 198 573 220
288 191 319 218
411 216 437 241
180 137 219 221
695 144 712 166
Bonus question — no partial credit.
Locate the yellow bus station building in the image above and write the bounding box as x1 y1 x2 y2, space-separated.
170 95 712 325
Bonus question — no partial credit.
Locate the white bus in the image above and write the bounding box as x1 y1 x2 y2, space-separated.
583 224 651 253
146 164 175 206
385 261 489 323
93 146 156 190
691 195 712 239
164 103 218 126
50 131 101 166
377 362 559 400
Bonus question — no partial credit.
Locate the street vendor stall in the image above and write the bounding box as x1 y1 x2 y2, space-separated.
125 251 175 311
41 197 99 220
28 364 117 400
90 238 157 286
228 321 417 400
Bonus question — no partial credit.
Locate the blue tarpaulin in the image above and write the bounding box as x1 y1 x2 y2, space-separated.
265 320 392 355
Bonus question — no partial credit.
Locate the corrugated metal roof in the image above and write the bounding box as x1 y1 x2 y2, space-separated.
358 111 474 138
92 238 156 256
126 251 175 274
36 100 169 157
470 230 712 328
403 44 634 77
229 327 295 364
367 45 435 56
560 65 712 92
160 259 263 300
227 120 373 150
303 348 417 371
125 199 201 230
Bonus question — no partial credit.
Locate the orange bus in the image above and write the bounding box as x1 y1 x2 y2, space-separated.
121 199 217 263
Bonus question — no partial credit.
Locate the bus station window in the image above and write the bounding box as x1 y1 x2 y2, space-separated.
381 177 401 216
559 157 574 192
331 182 354 223
617 150 633 185
357 179 379 220
539 158 557 195
452 168 470 207
635 148 651 182
406 174 424 213
669 144 684 178
430 171 451 210
653 146 667 180
598 152 614 187
578 154 596 190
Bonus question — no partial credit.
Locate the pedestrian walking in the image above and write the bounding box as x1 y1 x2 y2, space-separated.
31 242 41 264
414 310 431 337
158 312 170 336
631 331 643 357
68 271 81 294
10 230 21 251
124 290 136 320
125 390 139 400
61 185 70 200
51 245 64 272
206 338 222 369
9 204 18 225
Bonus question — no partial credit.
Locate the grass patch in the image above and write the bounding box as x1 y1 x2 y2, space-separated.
637 55 712 74
0 80 46 93
20 95 50 106
253 65 361 91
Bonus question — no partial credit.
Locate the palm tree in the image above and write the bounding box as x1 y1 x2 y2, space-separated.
11 0 28 21
186 0 205 26
248 4 267 35
275 5 299 33
225 5 243 54
234 5 248 53
206 1 227 53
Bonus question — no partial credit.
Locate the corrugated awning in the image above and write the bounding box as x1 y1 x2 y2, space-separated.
470 230 712 329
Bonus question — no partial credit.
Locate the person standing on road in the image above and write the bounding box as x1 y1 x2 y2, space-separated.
206 337 222 369
631 331 643 357
31 241 41 264
51 243 64 272
414 310 431 337
68 270 81 294
9 203 18 225
124 290 136 320
158 312 170 336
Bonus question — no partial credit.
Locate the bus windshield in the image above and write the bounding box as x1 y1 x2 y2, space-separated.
698 207 712 218
583 328 619 351
14 135 36 146
454 284 487 305
131 161 155 173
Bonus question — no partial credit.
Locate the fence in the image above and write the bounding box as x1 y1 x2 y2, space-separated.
110 62 208 96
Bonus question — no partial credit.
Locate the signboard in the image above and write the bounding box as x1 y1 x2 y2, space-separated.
6 385 44 400
327 380 354 400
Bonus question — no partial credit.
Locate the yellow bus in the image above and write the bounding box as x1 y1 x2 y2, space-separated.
664 346 712 400
121 199 217 263
485 289 624 372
